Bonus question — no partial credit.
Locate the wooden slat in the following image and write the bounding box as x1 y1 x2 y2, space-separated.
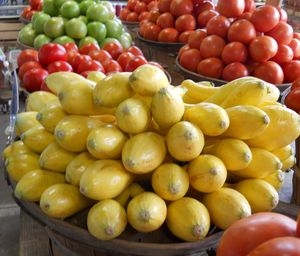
0 22 23 31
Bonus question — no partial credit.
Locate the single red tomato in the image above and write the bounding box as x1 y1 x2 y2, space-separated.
227 19 256 45
294 33 300 40
188 29 207 49
265 21 293 45
216 0 245 18
21 6 31 18
22 68 48 92
139 11 151 21
216 212 297 256
144 23 162 41
249 36 278 62
158 28 179 42
120 8 130 20
89 50 112 64
175 14 196 32
247 237 300 256
148 1 158 11
72 54 92 70
79 43 100 55
148 61 164 70
37 2 42 11
67 51 80 67
221 42 248 64
103 42 123 60
289 39 300 59
127 0 138 11
251 5 280 32
197 57 224 79
170 0 193 17
139 21 151 37
282 60 300 83
285 87 300 112
157 12 175 29
63 42 78 53
125 56 148 71
26 10 36 20
29 0 41 9
206 15 231 38
178 44 190 59
277 7 288 22
134 1 147 13
38 43 67 67
117 52 135 70
238 12 252 21
270 44 294 64
18 61 41 80
253 61 284 84
200 35 226 58
77 59 104 73
127 12 139 21
291 77 300 91
158 0 172 13
197 9 219 28
244 0 255 13
178 30 193 43
179 48 202 72
149 10 160 23
222 62 248 81
126 46 144 57
194 1 214 17
47 61 73 74
17 49 39 67
103 60 123 74
40 80 51 92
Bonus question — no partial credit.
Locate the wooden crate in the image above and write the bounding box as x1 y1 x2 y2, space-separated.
293 137 300 204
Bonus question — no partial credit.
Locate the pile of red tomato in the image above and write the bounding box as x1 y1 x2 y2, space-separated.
177 0 300 84
17 42 161 92
285 78 300 114
21 0 42 21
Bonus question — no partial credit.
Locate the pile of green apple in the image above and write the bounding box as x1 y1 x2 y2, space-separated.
18 0 132 50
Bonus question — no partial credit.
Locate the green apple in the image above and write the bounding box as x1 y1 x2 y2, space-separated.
79 37 98 48
34 34 52 49
78 15 88 24
87 21 106 42
86 4 110 22
44 17 65 38
105 19 122 38
23 23 33 31
100 1 115 19
32 12 51 34
65 18 87 39
43 0 59 16
19 27 37 47
60 1 80 18
100 37 120 48
117 34 131 50
53 0 70 9
53 35 75 44
31 12 40 27
79 0 96 15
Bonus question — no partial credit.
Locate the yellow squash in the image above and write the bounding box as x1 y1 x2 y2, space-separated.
202 187 251 230
15 169 65 201
166 121 204 161
262 81 280 103
122 132 166 174
166 197 210 241
26 91 59 112
263 170 285 191
87 199 127 240
15 111 40 136
114 182 145 207
40 184 92 219
271 145 293 162
3 140 30 159
281 155 296 171
86 71 106 83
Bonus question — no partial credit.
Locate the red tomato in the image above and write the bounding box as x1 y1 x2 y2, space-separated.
134 2 147 13
147 1 158 11
270 45 294 64
227 19 256 45
77 59 104 73
37 2 42 11
175 14 196 32
179 48 202 72
127 12 139 21
126 46 144 57
265 21 293 45
238 12 252 21
128 0 138 11
22 68 48 92
222 62 248 81
29 0 41 9
249 36 278 62
125 56 148 71
289 39 300 59
158 0 172 13
285 87 300 112
67 51 80 67
197 9 219 28
244 0 255 13
197 57 224 79
148 61 164 70
72 54 92 70
63 42 78 53
80 71 91 78
291 77 300 91
294 33 300 40
103 42 123 60
188 29 207 49
200 35 226 58
47 61 73 74
38 43 67 67
221 42 248 64
216 212 297 256
139 11 151 21
251 5 280 32
149 10 160 23
21 7 31 18
18 61 41 80
278 7 288 22
26 10 36 20
144 23 162 41
89 50 112 64
247 237 300 256
158 28 179 42
40 80 51 92
179 31 193 43
79 43 100 55
170 0 193 17
193 1 215 17
120 8 130 20
282 60 300 83
17 49 39 67
117 52 135 70
216 0 245 18
178 44 190 59
206 15 231 38
102 60 123 74
253 61 284 84
245 59 260 75
157 12 175 29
